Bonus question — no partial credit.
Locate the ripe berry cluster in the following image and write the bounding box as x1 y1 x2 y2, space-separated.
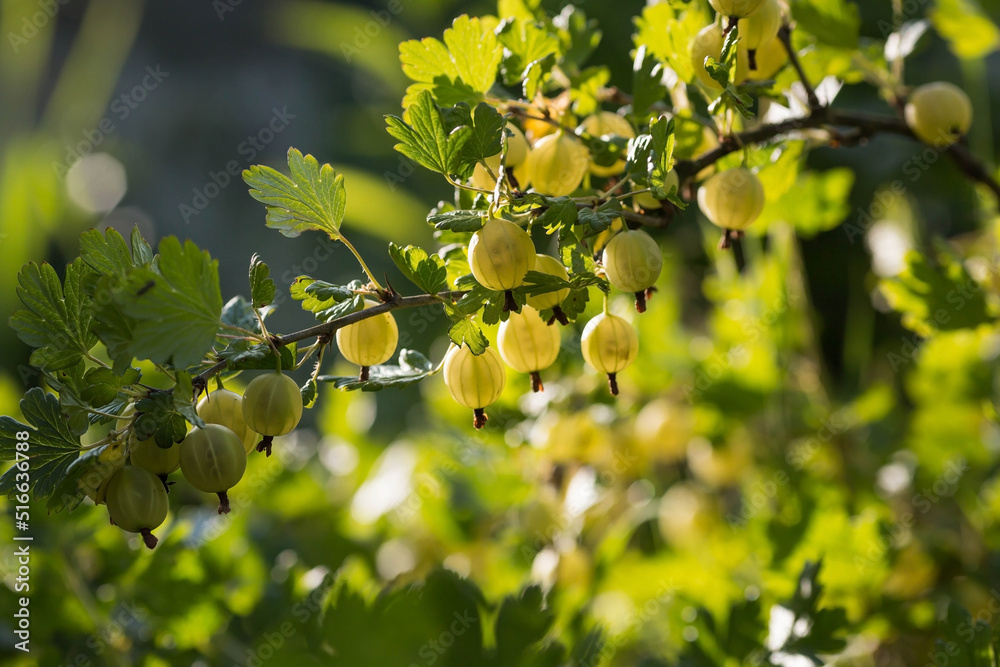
96 373 303 548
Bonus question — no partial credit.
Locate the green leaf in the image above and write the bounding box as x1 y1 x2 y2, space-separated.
497 19 560 87
291 277 358 314
385 91 474 176
172 371 204 429
9 259 98 371
220 295 261 333
115 237 223 369
130 225 154 266
632 45 667 118
535 197 579 232
388 243 448 295
89 276 139 374
448 319 489 355
568 66 610 116
648 116 677 198
80 367 142 408
879 247 991 337
790 0 861 49
555 5 601 69
79 227 134 277
634 3 710 83
399 15 502 107
494 586 556 664
0 388 84 500
134 392 190 449
577 200 622 236
243 147 347 240
300 377 318 409
428 209 485 232
930 0 1000 60
249 253 276 309
442 15 503 94
558 225 596 275
461 102 505 165
47 439 127 513
218 340 297 372
556 287 591 322
934 602 996 667
318 349 437 392
771 561 848 656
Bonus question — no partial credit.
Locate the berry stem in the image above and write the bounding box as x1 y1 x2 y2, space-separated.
359 366 370 382
549 306 570 326
634 291 647 314
607 373 620 396
473 408 488 429
217 491 232 514
140 528 158 549
530 371 544 393
256 435 274 457
503 290 518 312
748 48 758 71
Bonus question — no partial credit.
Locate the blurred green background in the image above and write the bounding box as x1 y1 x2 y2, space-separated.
1 0 1000 665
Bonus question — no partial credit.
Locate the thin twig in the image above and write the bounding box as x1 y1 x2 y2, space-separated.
777 24 821 111
190 290 468 390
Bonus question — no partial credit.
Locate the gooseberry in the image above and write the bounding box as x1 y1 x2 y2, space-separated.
197 388 258 453
691 24 727 90
525 254 570 324
443 343 506 429
241 371 304 456
179 424 247 514
468 217 536 311
524 131 590 197
601 229 663 313
739 0 783 70
709 0 764 18
497 306 562 392
904 81 973 147
580 311 638 396
105 465 169 549
697 167 765 247
336 302 399 381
